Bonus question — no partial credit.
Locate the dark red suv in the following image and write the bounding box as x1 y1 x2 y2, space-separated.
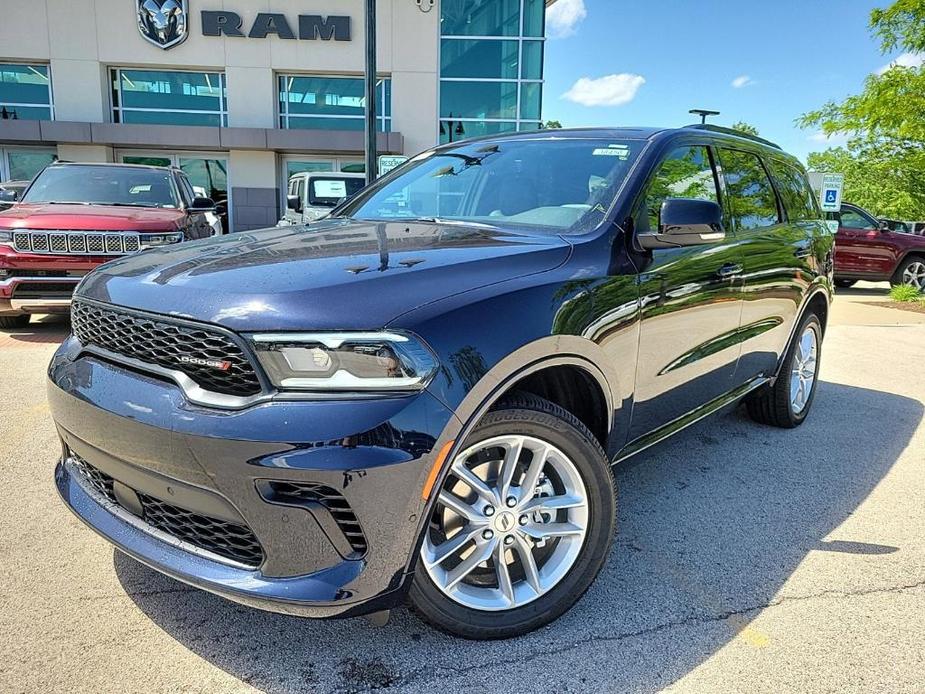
0 162 217 328
834 202 925 290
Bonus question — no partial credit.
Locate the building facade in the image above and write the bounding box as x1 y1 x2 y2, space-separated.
0 0 554 231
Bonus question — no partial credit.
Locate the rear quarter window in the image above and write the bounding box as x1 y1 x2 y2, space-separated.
769 160 821 221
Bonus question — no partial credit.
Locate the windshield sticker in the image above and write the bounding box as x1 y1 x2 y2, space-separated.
592 145 630 158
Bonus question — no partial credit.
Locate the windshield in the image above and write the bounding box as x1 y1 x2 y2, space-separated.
22 165 179 208
337 137 642 234
308 177 366 207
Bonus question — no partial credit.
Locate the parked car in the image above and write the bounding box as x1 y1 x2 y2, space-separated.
0 162 217 328
834 202 925 290
279 171 366 226
879 217 910 233
49 126 833 639
0 180 28 211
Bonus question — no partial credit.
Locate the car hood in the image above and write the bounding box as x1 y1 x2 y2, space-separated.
77 219 572 330
0 203 186 231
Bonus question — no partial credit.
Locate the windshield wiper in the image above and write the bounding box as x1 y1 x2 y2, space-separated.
44 201 92 205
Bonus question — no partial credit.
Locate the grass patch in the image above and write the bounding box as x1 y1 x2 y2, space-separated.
889 284 924 303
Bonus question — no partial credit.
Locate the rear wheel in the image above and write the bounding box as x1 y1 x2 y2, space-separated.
834 278 855 288
746 312 822 428
410 393 615 639
0 314 30 329
893 257 925 291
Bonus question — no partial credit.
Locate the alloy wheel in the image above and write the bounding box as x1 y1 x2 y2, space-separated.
420 434 589 612
790 325 818 414
901 261 925 290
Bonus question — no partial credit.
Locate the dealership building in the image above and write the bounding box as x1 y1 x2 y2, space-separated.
0 0 555 231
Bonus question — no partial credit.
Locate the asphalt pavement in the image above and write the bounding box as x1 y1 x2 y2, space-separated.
1 284 923 693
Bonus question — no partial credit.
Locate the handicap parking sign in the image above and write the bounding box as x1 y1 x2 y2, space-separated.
825 189 838 204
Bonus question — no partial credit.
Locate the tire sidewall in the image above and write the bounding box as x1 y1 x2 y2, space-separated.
783 314 822 426
410 405 615 638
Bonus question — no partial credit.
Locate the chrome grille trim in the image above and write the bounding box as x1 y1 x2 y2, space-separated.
12 230 143 255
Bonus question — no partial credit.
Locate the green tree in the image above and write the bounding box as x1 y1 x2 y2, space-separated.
799 0 925 218
730 121 760 136
541 120 563 129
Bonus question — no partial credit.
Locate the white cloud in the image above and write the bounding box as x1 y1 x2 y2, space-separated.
731 75 755 88
877 51 925 74
562 74 646 107
808 131 848 146
546 0 587 39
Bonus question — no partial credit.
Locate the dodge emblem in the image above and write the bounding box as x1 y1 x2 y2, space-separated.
137 0 190 50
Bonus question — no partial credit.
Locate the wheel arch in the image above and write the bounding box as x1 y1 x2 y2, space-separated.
773 284 831 381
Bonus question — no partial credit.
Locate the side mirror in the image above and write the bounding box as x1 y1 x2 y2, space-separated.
637 198 725 250
286 194 302 213
0 189 18 203
189 196 216 212
878 220 891 231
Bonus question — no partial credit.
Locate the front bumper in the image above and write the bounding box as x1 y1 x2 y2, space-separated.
49 338 459 618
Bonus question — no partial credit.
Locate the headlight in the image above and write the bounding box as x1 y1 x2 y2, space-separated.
0 231 12 243
251 332 439 392
140 232 183 249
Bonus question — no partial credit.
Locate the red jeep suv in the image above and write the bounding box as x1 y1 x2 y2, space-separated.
0 162 217 328
834 202 925 290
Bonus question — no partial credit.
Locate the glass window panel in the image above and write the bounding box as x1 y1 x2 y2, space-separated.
518 122 543 132
115 70 224 113
521 41 543 80
117 110 224 127
769 160 820 221
279 76 390 122
719 149 781 230
0 106 51 121
285 116 390 132
7 150 56 180
440 81 518 119
122 156 172 167
340 162 366 173
180 158 228 202
522 0 546 36
439 119 516 144
441 39 519 79
520 83 542 120
0 64 51 115
287 161 335 181
441 0 521 36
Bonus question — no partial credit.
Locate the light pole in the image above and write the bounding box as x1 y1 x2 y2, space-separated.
364 0 378 184
439 114 466 144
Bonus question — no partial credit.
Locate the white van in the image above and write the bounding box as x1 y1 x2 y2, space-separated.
279 172 366 226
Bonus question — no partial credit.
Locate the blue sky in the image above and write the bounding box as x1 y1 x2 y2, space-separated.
542 0 917 162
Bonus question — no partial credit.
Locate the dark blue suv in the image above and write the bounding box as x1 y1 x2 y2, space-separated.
49 126 833 639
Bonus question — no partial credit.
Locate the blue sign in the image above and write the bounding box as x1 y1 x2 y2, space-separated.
825 189 838 204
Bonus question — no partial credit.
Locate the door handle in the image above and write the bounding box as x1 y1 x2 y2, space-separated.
794 246 812 259
716 263 743 279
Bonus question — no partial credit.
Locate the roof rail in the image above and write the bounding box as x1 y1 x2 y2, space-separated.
684 123 783 150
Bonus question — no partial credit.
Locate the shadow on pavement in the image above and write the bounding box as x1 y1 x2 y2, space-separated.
114 380 922 692
0 314 70 345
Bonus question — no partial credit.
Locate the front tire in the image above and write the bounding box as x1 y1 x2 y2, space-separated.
0 314 30 329
746 312 822 428
410 393 615 639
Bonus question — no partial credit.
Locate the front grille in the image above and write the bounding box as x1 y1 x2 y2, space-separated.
12 282 78 299
265 481 368 555
70 457 265 568
71 300 263 397
12 230 142 256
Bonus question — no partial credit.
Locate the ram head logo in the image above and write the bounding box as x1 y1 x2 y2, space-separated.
137 0 189 50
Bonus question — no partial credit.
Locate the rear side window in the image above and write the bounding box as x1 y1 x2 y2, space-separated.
719 149 781 231
769 161 820 221
637 145 719 233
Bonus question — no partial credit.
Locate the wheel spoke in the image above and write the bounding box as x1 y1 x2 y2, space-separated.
512 535 542 594
423 526 481 568
498 436 524 499
520 494 584 514
517 442 550 502
445 539 494 590
451 459 497 505
437 490 482 523
493 543 515 606
520 522 584 540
